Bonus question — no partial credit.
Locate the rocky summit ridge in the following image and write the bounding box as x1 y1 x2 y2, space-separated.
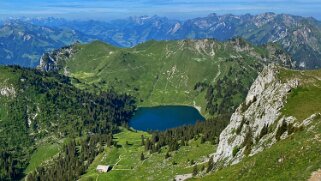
213 64 321 170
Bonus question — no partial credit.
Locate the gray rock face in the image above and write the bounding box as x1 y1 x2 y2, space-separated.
38 53 59 72
213 64 299 166
37 43 78 73
0 86 16 97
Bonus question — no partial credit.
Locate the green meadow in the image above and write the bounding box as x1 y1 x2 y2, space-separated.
80 128 215 181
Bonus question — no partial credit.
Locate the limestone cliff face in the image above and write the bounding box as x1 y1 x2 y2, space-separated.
213 64 299 166
37 43 78 73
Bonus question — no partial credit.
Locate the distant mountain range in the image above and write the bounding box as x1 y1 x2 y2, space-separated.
0 20 95 67
1 13 321 68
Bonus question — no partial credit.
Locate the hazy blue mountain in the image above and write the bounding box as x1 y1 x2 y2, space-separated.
23 13 321 69
26 16 179 47
0 20 95 67
2 13 321 68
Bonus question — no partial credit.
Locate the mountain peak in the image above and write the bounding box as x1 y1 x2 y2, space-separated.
128 15 167 24
207 13 218 17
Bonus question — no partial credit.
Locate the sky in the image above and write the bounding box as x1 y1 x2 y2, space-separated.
0 0 321 20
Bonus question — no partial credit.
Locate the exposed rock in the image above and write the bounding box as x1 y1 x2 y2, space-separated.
300 113 321 127
37 43 78 73
169 22 181 34
174 173 193 181
213 64 299 166
38 53 58 72
309 169 321 181
0 86 16 97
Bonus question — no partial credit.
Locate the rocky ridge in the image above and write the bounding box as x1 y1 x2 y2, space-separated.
213 64 301 166
38 43 78 73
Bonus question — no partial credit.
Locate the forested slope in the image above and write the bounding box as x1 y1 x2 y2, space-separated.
0 66 136 180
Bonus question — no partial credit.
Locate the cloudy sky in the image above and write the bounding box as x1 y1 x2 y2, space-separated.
0 0 321 20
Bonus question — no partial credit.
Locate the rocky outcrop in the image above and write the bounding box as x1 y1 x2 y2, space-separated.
37 43 78 73
0 85 16 97
213 64 299 166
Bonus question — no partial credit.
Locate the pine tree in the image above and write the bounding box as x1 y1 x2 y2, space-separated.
207 156 214 173
145 138 151 151
200 136 205 144
192 165 198 176
201 165 205 171
140 152 145 161
165 152 170 159
141 135 145 146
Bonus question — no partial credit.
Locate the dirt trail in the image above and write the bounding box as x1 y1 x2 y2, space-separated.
212 64 221 83
174 173 192 181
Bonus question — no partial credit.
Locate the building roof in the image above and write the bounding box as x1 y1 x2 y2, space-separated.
96 165 110 172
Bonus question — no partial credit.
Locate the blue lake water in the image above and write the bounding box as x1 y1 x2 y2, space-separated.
129 105 205 131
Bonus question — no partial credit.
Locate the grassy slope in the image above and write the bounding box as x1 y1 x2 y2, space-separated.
198 68 321 180
279 69 321 121
24 142 61 174
80 128 215 181
58 39 278 116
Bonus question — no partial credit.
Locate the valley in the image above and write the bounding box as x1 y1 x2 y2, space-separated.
18 63 321 181
1 7 321 181
2 36 321 181
77 65 321 181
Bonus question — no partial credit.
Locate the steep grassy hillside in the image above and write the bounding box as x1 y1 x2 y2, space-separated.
279 69 321 121
38 38 292 116
197 67 321 180
0 66 136 180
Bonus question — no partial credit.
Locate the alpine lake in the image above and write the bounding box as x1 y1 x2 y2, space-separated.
129 105 205 131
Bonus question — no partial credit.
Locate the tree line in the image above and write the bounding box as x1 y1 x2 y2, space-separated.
142 115 230 153
26 134 114 181
194 65 253 116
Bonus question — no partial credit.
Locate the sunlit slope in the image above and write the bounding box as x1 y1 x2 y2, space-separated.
42 38 292 116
